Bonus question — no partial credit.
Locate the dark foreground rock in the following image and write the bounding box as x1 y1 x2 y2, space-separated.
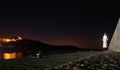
52 51 120 70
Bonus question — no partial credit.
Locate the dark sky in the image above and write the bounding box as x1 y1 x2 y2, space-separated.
0 1 120 48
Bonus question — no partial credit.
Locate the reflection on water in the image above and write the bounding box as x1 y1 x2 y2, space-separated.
1 52 22 59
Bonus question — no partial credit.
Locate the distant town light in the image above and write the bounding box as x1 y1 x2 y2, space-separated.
0 36 23 43
2 39 12 42
18 37 22 40
12 38 16 41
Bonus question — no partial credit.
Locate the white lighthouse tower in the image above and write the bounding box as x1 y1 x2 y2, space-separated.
102 33 108 49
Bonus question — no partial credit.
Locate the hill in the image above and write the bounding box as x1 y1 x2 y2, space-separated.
12 39 80 51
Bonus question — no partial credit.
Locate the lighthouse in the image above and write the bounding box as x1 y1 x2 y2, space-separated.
102 33 108 49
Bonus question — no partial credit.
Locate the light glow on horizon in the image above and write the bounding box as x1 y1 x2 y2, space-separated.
0 37 23 43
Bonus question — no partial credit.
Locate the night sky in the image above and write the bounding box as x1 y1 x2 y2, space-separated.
0 1 120 48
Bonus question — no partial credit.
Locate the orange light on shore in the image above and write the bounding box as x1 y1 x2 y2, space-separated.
0 36 23 43
2 39 12 42
3 53 16 59
18 37 22 40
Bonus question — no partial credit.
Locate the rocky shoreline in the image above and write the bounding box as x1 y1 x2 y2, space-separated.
52 51 120 70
